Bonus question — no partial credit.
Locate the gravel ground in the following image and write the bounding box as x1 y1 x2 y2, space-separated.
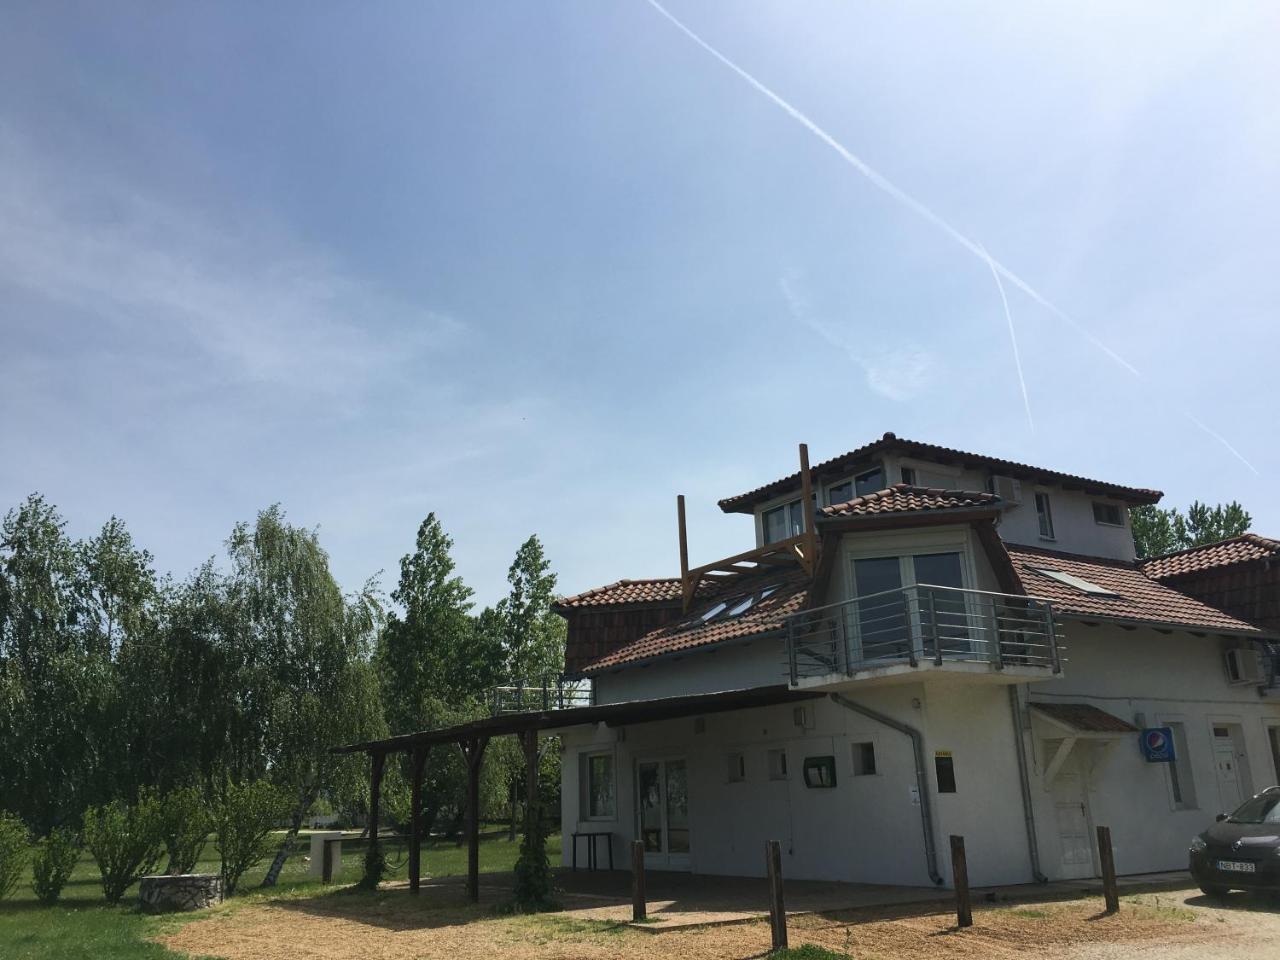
160 883 1280 960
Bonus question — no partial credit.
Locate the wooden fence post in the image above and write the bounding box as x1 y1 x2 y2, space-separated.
322 837 333 883
631 840 646 922
950 835 972 928
766 840 787 950
409 746 429 894
1097 826 1119 914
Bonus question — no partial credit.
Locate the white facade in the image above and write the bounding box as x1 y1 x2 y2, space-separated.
561 450 1279 888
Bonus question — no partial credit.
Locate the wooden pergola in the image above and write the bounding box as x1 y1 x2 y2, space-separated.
331 685 822 901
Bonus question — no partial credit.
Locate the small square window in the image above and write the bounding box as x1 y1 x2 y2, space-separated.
1092 502 1124 526
767 748 788 780
827 480 853 506
852 741 877 776
727 752 746 783
854 467 886 496
900 467 916 486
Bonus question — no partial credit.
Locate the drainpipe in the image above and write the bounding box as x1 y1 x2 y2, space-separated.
829 693 943 885
1008 684 1048 883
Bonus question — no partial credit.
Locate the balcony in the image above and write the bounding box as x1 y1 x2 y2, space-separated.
487 678 593 715
784 584 1064 688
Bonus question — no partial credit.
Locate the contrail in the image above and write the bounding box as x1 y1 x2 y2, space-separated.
642 0 1260 475
979 240 1034 433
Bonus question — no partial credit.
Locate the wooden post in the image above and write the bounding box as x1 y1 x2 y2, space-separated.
766 840 787 950
950 835 972 928
677 495 691 610
522 728 539 842
631 840 646 922
1097 826 1119 914
322 837 334 883
460 736 490 903
368 750 386 879
798 444 818 575
409 746 429 894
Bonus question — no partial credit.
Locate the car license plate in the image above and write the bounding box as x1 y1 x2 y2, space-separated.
1217 860 1256 873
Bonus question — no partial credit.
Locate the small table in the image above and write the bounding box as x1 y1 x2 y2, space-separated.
571 831 614 871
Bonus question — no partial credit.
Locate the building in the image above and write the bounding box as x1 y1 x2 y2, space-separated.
553 433 1280 888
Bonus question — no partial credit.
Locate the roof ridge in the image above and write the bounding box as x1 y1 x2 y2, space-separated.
1140 531 1280 565
1003 541 1140 570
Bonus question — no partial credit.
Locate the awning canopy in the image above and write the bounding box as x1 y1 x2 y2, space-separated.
332 684 823 756
1030 701 1138 737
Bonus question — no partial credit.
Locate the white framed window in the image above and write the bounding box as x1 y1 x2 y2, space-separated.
852 741 877 776
1026 566 1118 598
826 480 853 506
726 751 746 783
767 748 789 780
1092 502 1124 527
1162 721 1197 810
581 751 616 819
1035 492 1055 540
762 496 816 544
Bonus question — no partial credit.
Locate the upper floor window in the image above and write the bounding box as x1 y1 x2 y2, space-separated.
900 467 916 485
826 480 852 506
1035 492 1055 540
762 499 806 544
854 467 885 496
1092 502 1124 527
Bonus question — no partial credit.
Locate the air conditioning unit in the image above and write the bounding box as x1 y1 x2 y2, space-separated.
992 475 1023 505
1225 647 1266 685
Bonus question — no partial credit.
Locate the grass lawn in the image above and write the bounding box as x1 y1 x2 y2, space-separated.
0 825 556 960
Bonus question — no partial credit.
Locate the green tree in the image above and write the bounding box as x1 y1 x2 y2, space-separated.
497 536 566 684
221 507 385 888
1131 501 1253 559
212 779 290 895
83 790 166 904
0 496 117 833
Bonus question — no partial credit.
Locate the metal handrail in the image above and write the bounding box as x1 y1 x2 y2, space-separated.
488 679 593 715
785 583 1064 684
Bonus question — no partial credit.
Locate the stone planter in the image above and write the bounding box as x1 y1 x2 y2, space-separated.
138 873 224 912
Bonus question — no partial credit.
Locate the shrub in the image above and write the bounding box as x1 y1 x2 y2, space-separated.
31 827 81 904
511 799 555 911
158 785 210 875
0 812 31 901
83 790 166 903
212 780 289 895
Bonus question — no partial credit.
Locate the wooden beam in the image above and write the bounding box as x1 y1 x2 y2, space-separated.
631 840 646 921
409 746 429 894
1097 826 1119 913
368 750 386 886
950 835 972 928
1043 736 1077 786
678 495 691 610
799 443 818 576
460 736 490 902
766 839 787 950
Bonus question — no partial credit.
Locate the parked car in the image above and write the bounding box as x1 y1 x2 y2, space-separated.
1189 786 1280 896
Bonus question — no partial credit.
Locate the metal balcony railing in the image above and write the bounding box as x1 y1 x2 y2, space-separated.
487 679 593 715
785 584 1064 684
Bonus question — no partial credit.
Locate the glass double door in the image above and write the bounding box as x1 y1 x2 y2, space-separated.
850 552 970 662
636 758 690 869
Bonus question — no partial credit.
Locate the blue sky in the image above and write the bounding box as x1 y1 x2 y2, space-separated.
2 1 1276 607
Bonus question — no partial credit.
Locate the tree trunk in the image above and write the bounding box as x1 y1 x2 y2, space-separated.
508 779 518 842
261 783 317 888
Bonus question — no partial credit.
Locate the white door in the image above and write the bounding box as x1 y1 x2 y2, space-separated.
1051 769 1094 880
636 758 690 870
1213 726 1245 814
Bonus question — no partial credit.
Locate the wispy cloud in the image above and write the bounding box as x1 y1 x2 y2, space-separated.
780 272 937 402
643 0 1258 475
0 128 460 404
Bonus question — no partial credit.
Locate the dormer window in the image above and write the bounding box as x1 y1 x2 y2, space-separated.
900 467 916 485
854 467 885 496
1035 492 1055 540
1092 502 1124 527
762 499 806 544
826 480 852 506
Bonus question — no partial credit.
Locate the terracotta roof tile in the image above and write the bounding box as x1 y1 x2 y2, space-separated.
1004 542 1260 635
581 572 809 673
720 432 1162 512
555 578 719 610
821 484 999 518
1141 533 1280 581
1031 702 1138 734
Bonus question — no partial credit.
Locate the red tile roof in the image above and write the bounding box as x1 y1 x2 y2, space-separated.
1030 702 1138 734
581 572 809 673
555 577 719 610
719 432 1162 513
1004 542 1260 635
821 484 999 518
1141 534 1280 581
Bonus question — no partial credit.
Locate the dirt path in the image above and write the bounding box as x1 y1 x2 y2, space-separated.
160 884 1279 960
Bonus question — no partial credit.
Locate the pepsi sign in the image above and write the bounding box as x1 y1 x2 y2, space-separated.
1140 727 1175 763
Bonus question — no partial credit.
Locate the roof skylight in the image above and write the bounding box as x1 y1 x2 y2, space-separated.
696 585 782 626
1027 566 1119 598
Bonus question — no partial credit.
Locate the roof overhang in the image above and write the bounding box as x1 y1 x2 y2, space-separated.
1055 610 1270 641
332 684 823 756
